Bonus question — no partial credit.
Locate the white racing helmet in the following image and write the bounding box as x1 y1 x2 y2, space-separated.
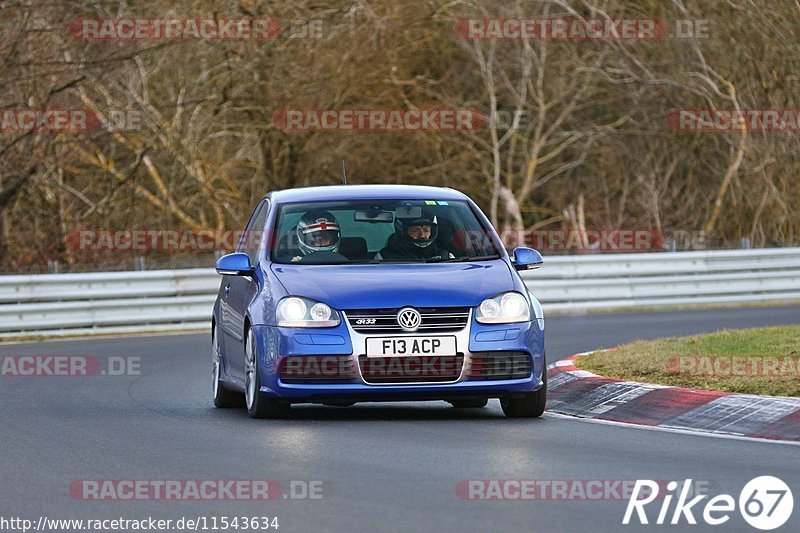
296 211 341 255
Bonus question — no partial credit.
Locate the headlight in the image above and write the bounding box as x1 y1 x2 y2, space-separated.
277 297 340 327
475 291 531 324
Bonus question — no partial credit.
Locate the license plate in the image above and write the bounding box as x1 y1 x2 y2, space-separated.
366 336 456 358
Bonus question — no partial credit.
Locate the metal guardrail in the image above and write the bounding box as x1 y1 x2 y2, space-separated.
522 247 800 313
1 248 799 338
0 270 218 337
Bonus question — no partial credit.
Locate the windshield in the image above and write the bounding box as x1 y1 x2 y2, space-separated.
270 199 502 265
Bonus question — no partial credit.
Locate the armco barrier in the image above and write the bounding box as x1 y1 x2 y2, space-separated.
1 248 798 337
0 270 218 337
522 247 800 313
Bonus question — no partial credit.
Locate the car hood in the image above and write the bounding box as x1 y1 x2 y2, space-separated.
270 260 514 309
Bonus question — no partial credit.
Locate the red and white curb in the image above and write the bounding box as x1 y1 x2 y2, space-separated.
547 352 800 443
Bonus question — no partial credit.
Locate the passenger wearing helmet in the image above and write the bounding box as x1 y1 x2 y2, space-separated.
291 211 343 262
376 211 454 261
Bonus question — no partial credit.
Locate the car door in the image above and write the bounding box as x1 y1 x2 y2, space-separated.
221 199 269 380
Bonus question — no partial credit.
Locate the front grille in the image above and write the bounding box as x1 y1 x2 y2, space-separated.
345 307 470 333
279 355 357 384
358 354 464 384
466 351 532 380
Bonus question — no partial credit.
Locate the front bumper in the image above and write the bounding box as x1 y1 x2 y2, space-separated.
251 316 545 403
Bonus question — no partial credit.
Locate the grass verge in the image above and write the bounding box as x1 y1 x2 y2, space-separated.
577 325 800 397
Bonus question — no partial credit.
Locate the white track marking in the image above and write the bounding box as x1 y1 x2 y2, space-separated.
543 411 800 447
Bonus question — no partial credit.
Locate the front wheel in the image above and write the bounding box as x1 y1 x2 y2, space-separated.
213 324 244 408
245 328 290 419
501 358 547 418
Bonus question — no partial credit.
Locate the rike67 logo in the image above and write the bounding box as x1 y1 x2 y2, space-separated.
623 477 794 530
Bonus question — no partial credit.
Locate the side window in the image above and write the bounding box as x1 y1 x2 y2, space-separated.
238 200 269 264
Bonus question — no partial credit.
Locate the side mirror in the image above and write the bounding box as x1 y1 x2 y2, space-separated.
216 252 255 276
512 247 543 271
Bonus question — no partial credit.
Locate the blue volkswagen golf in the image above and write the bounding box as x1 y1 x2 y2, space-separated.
212 185 546 418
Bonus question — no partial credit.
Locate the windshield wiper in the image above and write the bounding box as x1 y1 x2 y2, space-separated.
424 255 500 263
348 255 501 264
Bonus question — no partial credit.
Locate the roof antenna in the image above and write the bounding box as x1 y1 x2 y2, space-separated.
341 159 348 185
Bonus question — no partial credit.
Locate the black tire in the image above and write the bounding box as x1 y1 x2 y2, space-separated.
245 328 290 419
213 324 244 408
501 357 547 418
449 398 489 409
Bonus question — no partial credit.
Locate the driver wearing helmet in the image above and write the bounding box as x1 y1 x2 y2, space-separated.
291 210 341 262
376 211 454 261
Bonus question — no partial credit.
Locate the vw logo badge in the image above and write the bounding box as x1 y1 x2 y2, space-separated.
397 307 422 332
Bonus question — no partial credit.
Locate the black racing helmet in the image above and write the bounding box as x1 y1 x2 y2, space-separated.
396 209 438 248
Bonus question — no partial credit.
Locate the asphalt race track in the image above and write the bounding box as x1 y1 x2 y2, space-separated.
1 306 799 533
